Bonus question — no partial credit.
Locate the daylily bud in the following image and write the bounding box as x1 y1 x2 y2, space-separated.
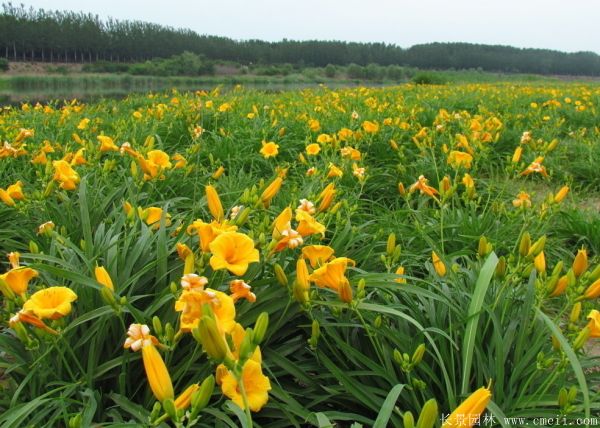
416 398 438 428
141 344 174 402
432 251 446 277
309 319 320 348
174 384 200 410
190 375 215 417
152 316 163 337
386 233 396 256
253 312 269 345
558 388 568 408
234 207 251 226
573 327 590 351
163 398 178 421
554 186 569 203
184 253 195 275
527 235 546 258
550 275 568 297
519 232 531 257
205 185 224 221
478 236 488 258
495 256 506 278
534 251 546 274
404 411 415 428
238 328 256 362
572 249 588 278
570 302 582 323
584 278 600 299
412 344 426 365
196 317 228 362
274 263 288 286
590 265 600 282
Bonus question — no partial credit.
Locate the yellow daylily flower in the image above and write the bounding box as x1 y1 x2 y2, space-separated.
209 232 259 276
22 286 77 320
220 359 271 412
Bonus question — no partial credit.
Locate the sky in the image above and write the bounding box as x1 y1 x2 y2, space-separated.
18 0 600 54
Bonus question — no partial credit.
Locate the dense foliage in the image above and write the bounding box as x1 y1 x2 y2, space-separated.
1 3 600 75
0 83 600 427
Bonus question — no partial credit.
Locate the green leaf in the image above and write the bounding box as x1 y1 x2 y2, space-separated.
461 252 498 395
373 384 405 428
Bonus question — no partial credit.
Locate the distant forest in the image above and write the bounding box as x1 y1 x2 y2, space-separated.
1 2 600 76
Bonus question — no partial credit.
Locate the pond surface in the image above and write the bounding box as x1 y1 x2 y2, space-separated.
0 78 377 105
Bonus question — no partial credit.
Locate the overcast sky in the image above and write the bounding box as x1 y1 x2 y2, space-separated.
19 0 600 53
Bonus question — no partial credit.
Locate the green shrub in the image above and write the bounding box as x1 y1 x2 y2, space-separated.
412 71 447 85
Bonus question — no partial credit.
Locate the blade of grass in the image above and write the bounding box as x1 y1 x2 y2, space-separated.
461 252 498 395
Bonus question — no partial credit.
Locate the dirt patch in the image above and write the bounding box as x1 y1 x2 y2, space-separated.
7 61 83 75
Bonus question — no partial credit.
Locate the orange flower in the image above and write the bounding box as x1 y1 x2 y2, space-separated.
295 210 326 237
175 288 235 333
0 267 38 296
308 257 355 290
409 175 439 199
587 310 600 338
362 120 379 134
520 156 548 178
302 245 335 268
229 279 256 302
512 191 531 208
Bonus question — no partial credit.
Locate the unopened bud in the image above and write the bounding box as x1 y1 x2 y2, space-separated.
570 302 582 323
274 263 288 286
152 316 163 337
495 256 506 278
412 344 426 365
558 387 568 408
29 241 39 254
191 375 215 414
387 233 396 256
253 312 269 345
478 236 488 257
162 398 178 421
196 317 228 362
404 412 415 428
527 235 546 258
519 232 531 257
573 327 590 350
416 398 438 428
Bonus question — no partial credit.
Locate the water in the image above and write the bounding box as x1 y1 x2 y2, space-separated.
0 77 374 105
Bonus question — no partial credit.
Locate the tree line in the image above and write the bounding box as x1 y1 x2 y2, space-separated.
1 2 599 75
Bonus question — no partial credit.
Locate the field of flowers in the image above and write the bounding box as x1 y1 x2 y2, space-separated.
1 82 600 427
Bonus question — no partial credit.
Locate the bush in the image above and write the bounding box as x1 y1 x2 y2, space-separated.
0 58 8 72
127 52 214 77
347 63 365 79
324 64 336 78
412 71 447 85
82 61 130 73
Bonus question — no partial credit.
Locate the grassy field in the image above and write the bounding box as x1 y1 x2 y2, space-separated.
1 82 600 427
